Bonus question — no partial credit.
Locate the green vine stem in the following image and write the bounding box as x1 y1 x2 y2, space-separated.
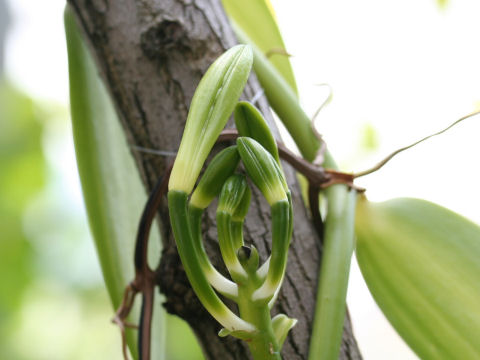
237 278 282 360
217 175 282 360
308 185 357 360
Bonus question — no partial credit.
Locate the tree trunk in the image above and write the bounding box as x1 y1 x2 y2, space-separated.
67 0 362 359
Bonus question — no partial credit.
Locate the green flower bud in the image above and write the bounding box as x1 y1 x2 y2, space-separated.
236 137 287 205
218 174 250 215
237 245 259 274
217 175 250 280
169 45 253 193
234 101 280 164
190 146 240 209
168 190 255 333
355 196 480 359
252 198 291 302
231 183 251 222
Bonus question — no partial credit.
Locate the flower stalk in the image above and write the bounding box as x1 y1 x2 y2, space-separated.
167 45 296 359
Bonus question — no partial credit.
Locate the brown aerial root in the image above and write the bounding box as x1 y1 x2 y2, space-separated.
112 282 140 360
112 166 172 360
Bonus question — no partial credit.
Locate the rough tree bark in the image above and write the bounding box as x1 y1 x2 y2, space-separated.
67 0 362 359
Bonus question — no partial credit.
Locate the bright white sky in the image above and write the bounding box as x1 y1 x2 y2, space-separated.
5 0 480 359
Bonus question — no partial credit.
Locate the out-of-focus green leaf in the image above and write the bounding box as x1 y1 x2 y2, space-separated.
359 123 379 151
0 81 45 353
0 82 44 211
64 7 165 359
437 0 448 9
356 196 480 359
165 315 204 360
233 27 321 161
222 0 298 95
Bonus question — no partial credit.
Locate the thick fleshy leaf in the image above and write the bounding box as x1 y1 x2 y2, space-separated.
222 0 298 95
355 196 480 359
65 8 165 358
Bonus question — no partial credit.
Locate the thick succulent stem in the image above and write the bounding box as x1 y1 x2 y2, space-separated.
237 271 281 360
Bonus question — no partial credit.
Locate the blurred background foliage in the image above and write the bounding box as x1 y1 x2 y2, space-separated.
0 74 128 359
0 0 203 358
0 77 118 359
0 74 204 360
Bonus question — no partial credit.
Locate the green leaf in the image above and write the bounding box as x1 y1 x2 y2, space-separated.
437 0 449 9
222 0 298 95
233 28 322 163
218 328 253 340
64 7 165 359
271 314 297 348
0 81 45 350
355 196 480 359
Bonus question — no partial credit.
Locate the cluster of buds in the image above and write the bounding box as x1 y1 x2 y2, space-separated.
167 45 296 359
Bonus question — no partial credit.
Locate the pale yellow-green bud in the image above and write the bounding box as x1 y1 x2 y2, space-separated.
169 45 253 193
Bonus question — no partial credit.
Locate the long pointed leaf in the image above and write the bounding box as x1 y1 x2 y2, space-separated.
356 197 480 359
222 0 298 95
65 7 165 359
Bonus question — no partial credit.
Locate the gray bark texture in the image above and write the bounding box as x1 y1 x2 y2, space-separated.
67 0 362 359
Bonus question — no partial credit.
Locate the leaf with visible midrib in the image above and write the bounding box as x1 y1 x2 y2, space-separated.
355 197 480 359
64 7 165 359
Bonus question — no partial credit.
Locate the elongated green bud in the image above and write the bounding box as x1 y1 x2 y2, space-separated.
237 137 287 205
232 183 251 222
190 146 240 209
217 175 250 280
218 174 250 215
188 204 239 299
355 196 480 359
168 190 255 333
252 199 291 302
231 183 250 252
234 101 280 164
169 45 253 193
237 245 259 275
